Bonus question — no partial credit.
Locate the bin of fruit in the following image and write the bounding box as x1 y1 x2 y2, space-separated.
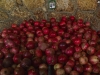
0 16 100 75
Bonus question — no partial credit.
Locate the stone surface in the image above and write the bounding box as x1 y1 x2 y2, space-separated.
76 11 98 30
90 17 98 31
16 0 23 5
0 11 8 21
22 0 45 10
96 20 100 31
96 10 100 19
10 7 34 24
33 9 46 20
0 0 16 11
47 12 74 21
56 0 74 12
77 0 97 10
96 5 100 19
11 7 31 19
0 22 11 31
76 11 94 21
9 17 23 25
0 0 98 31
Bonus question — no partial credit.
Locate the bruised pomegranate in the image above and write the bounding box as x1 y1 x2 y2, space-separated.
39 69 48 75
56 68 65 75
0 68 10 75
64 65 72 74
32 57 42 67
20 58 32 68
14 67 26 75
54 63 63 70
2 58 13 68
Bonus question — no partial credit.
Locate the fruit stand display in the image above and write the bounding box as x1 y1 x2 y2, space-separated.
0 16 100 75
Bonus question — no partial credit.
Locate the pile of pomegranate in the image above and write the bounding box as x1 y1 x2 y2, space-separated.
0 16 100 75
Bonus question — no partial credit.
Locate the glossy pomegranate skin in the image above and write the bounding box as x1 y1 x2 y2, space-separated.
28 69 38 75
42 27 50 35
35 49 43 58
22 50 32 58
45 48 55 56
13 54 22 64
46 55 57 65
73 38 81 46
58 54 68 64
58 42 67 50
26 41 35 50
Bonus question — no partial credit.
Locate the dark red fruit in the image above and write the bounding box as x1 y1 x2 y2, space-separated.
58 42 67 50
58 54 67 64
13 54 22 64
28 69 38 75
46 55 57 65
26 41 35 50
